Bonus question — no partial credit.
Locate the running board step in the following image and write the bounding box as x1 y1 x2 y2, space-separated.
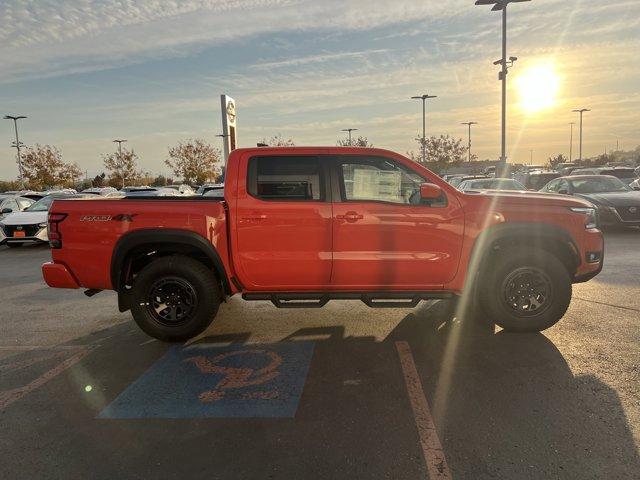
242 292 453 309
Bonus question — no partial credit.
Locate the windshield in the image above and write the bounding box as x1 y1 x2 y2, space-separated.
25 196 56 212
599 169 636 179
570 177 631 193
466 179 526 191
25 195 75 212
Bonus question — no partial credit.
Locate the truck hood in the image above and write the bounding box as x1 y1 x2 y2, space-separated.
575 191 640 208
0 210 48 226
465 190 594 208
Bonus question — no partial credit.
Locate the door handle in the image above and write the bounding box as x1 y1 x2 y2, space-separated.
336 212 363 222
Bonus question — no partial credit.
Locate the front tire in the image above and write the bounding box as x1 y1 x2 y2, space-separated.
130 255 221 342
479 248 572 333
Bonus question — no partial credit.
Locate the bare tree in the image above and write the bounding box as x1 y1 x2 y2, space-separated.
407 135 467 167
21 144 82 190
103 147 142 188
261 134 295 147
165 139 222 185
547 153 568 169
337 136 373 148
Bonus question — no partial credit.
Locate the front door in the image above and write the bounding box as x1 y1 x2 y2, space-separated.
234 154 333 290
331 155 464 289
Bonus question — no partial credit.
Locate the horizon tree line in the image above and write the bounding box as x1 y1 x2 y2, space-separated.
2 135 639 192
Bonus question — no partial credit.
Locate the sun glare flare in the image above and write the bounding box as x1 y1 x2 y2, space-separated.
516 63 560 114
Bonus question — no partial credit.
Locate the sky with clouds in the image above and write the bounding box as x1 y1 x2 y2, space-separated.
1 0 639 179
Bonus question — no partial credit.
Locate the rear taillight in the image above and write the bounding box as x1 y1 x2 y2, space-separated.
48 213 67 249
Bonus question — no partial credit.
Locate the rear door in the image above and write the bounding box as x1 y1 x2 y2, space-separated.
234 154 333 290
330 154 464 289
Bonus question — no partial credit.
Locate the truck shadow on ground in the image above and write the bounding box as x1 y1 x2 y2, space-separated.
1 300 638 480
197 299 640 479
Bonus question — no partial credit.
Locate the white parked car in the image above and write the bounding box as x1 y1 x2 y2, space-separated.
164 184 195 195
0 194 80 248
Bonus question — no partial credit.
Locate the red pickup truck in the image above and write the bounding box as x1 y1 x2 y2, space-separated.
42 147 604 341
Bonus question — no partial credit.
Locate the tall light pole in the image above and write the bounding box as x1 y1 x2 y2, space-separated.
572 109 590 161
461 122 478 162
113 139 127 189
475 0 531 176
341 128 358 146
411 94 437 163
4 115 27 189
568 122 575 162
530 149 533 165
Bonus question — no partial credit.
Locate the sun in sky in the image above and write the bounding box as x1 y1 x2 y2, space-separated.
516 62 561 114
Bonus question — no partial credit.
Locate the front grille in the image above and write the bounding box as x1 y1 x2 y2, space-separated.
3 224 41 237
616 207 640 221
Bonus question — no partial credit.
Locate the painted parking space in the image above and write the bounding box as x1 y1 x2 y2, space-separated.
98 341 315 419
0 346 91 410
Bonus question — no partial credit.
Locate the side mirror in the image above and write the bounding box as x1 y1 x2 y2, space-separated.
420 183 443 200
558 189 570 195
1 208 12 214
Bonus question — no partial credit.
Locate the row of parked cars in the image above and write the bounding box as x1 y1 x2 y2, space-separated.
443 166 640 229
0 183 225 248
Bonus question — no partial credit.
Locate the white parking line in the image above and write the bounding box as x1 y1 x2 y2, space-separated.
396 341 452 480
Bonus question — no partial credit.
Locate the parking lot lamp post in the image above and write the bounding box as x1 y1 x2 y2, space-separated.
572 109 590 161
113 139 127 189
341 128 358 146
4 115 27 189
216 133 230 151
461 122 478 162
475 0 531 176
411 95 437 163
569 122 575 162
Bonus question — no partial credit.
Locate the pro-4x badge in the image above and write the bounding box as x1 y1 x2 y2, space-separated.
80 215 112 222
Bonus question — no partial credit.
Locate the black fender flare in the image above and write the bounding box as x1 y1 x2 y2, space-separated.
469 222 581 276
110 228 231 295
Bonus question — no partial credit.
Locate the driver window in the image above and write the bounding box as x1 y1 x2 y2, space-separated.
558 179 570 193
3 199 19 211
339 156 446 207
545 180 560 192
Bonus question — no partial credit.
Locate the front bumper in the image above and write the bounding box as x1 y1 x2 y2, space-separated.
573 228 605 284
0 225 48 245
598 206 640 227
42 262 80 289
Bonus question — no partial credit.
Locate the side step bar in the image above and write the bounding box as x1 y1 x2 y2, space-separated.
242 292 454 309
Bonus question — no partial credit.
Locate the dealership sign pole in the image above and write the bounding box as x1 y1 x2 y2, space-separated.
220 95 237 166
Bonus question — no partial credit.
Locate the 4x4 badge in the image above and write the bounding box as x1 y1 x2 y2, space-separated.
112 214 138 222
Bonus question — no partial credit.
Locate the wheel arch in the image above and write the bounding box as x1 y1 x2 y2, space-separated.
111 229 231 311
469 223 581 281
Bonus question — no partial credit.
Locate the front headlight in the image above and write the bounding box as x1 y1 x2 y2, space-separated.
570 207 598 229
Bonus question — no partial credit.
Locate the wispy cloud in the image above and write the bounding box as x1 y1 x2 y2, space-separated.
1 0 639 176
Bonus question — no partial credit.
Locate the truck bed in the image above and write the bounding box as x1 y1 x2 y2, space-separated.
49 197 230 291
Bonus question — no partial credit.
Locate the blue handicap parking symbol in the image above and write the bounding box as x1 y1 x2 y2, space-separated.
98 342 315 419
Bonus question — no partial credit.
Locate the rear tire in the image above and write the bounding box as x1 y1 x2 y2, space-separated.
479 248 572 333
130 255 221 342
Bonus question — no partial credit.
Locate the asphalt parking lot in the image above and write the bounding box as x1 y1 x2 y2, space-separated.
1 231 639 479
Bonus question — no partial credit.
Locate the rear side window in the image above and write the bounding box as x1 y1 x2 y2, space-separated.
248 156 324 201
